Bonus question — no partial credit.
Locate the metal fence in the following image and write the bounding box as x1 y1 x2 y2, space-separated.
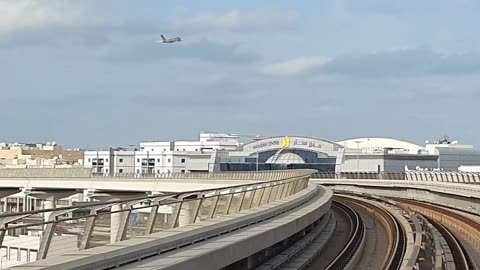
0 168 310 181
0 169 315 266
314 171 480 184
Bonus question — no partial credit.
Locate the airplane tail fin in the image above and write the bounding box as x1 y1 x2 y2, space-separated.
161 35 166 41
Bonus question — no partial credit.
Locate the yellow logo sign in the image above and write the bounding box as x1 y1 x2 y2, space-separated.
281 137 290 148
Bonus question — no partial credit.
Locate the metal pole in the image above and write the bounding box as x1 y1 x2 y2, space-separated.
96 150 99 175
256 153 259 171
354 141 361 177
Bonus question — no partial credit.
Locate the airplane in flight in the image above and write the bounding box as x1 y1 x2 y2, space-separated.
157 35 182 44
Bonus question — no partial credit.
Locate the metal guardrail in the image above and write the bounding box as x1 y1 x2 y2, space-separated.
315 171 480 183
0 169 315 265
0 168 92 178
95 170 313 180
0 168 310 181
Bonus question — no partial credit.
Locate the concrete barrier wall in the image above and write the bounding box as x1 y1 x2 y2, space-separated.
315 171 480 184
0 168 92 178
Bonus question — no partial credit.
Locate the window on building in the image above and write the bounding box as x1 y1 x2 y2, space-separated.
136 169 140 173
106 159 108 162
119 169 123 173
137 158 140 162
88 158 91 162
119 158 123 163
157 158 160 162
181 158 186 163
151 149 154 151
168 158 171 163
176 149 179 151
195 149 198 152
105 169 109 173
157 170 160 173
181 170 185 173
183 148 186 151
167 170 171 173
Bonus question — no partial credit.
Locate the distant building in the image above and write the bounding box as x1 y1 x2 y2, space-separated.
337 136 480 172
0 142 84 168
213 136 343 172
83 133 480 174
83 132 240 175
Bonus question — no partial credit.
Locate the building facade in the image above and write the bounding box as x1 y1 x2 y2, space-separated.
83 133 480 174
0 142 83 168
83 133 240 175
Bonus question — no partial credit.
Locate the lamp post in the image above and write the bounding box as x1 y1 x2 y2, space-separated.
354 140 362 177
96 150 99 175
128 144 136 175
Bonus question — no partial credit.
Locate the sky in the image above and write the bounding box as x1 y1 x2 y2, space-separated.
1 0 480 148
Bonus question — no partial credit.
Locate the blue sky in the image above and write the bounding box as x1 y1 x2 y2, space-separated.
1 0 479 148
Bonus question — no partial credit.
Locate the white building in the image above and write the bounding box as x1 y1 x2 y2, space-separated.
84 134 480 174
337 137 480 172
84 133 240 175
425 139 480 171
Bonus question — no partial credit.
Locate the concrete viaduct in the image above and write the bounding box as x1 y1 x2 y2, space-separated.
0 168 478 269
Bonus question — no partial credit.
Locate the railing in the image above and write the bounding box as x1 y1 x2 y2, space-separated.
95 170 311 180
314 171 480 183
0 168 92 178
0 170 315 266
0 168 310 181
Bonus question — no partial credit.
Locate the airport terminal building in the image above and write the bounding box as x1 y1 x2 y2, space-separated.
211 136 344 172
84 133 480 174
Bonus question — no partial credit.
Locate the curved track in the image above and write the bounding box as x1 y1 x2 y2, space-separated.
325 201 365 270
336 196 406 270
424 216 473 270
396 199 479 270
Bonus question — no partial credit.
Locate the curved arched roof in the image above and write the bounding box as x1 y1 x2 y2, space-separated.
338 137 424 153
241 136 343 156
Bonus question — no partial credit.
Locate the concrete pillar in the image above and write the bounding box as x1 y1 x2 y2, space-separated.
110 204 123 244
43 200 55 223
23 196 27 212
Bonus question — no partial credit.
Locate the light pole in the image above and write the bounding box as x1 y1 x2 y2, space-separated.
354 140 362 176
128 144 136 175
96 150 99 175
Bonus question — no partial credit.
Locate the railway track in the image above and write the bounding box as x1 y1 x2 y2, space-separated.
325 200 365 270
336 196 406 270
424 216 473 270
396 199 479 270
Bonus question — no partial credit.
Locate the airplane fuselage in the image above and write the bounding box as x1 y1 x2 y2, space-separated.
162 37 181 43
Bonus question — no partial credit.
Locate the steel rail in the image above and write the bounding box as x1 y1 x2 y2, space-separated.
396 199 479 270
325 200 365 270
337 195 406 270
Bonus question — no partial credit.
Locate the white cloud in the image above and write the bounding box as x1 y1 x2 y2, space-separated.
260 56 330 76
0 0 87 35
166 9 298 33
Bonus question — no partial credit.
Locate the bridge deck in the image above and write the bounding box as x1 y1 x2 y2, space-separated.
0 178 257 193
114 185 331 270
11 184 331 270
